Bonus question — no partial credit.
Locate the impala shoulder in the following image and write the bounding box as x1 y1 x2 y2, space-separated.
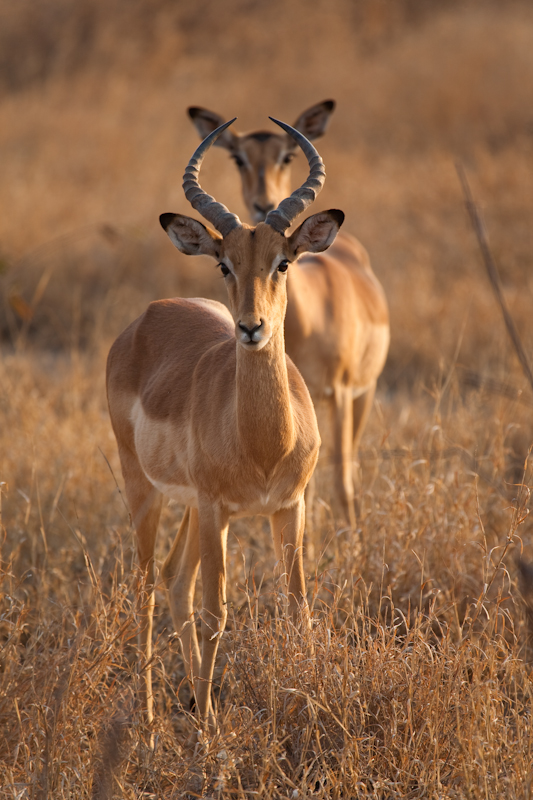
193 337 237 390
188 297 234 327
137 297 233 345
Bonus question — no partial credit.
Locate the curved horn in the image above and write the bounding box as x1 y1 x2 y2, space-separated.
182 118 242 237
265 118 326 234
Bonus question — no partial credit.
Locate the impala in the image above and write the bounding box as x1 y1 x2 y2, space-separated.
189 101 390 529
106 119 343 731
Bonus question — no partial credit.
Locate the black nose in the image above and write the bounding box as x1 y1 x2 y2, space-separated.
238 320 263 341
253 202 275 219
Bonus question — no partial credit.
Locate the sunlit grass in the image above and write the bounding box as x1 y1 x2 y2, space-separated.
1 0 533 796
1 343 532 797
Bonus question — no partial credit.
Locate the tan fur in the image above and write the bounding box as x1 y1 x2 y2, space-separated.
189 104 390 528
231 135 294 219
107 221 326 732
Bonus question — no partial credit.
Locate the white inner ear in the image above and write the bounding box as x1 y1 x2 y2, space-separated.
295 214 339 254
308 216 337 248
166 217 220 257
167 227 190 252
167 222 202 254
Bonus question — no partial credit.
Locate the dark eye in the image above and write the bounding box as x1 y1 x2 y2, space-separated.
219 263 230 277
277 259 289 273
231 154 245 169
282 153 295 166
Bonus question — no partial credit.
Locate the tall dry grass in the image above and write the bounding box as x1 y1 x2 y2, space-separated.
1 0 533 796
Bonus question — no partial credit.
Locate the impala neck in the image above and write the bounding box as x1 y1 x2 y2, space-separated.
284 265 309 345
236 323 295 472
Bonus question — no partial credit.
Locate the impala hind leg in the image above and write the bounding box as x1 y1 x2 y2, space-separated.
118 447 163 727
353 382 376 454
304 473 317 560
332 386 356 530
270 498 308 622
161 507 202 701
351 382 377 509
196 502 230 731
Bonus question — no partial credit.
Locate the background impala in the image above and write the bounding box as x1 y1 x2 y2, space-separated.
2 1 532 795
188 101 390 530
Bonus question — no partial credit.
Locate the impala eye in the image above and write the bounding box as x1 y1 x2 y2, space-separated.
277 259 289 273
282 153 295 166
219 263 230 277
231 154 245 169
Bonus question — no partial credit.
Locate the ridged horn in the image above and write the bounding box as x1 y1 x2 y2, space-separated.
265 118 326 234
183 118 242 237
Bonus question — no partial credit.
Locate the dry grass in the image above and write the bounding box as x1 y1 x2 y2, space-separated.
2 0 533 797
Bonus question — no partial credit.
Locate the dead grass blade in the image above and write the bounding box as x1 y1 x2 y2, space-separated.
456 161 533 394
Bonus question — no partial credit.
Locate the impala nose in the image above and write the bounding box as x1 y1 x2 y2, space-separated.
253 202 275 221
238 320 263 343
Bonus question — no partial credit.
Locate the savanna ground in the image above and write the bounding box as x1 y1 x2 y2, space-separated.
1 1 533 797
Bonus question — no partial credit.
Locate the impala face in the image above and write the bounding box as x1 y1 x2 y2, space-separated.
217 224 291 350
188 101 336 223
160 210 344 353
228 134 295 222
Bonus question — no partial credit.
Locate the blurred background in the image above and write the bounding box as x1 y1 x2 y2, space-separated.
2 5 533 791
1 0 532 385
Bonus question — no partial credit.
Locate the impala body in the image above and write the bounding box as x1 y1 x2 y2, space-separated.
189 101 390 529
107 119 342 731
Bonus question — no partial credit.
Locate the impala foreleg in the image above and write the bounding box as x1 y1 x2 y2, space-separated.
161 507 202 690
270 498 308 619
119 448 163 726
196 502 229 730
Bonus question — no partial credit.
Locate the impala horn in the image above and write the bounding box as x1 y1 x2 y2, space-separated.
265 118 327 234
183 118 242 237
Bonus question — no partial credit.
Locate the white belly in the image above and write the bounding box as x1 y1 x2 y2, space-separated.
129 397 297 517
130 397 193 500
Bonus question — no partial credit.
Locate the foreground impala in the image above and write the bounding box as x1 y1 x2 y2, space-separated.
107 119 343 731
189 101 390 528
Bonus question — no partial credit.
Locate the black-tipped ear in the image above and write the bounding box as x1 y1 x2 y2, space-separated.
291 100 336 142
326 209 344 228
187 106 238 150
288 209 344 256
160 212 176 231
160 213 222 257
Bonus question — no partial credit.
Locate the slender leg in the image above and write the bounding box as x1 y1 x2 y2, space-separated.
352 382 376 454
351 383 376 513
332 385 356 529
270 498 308 620
304 474 317 561
118 446 163 727
196 500 229 731
161 507 202 688
305 398 327 561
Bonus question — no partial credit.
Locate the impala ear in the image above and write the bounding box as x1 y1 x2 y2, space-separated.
187 107 239 150
291 100 336 143
288 209 344 256
160 213 222 257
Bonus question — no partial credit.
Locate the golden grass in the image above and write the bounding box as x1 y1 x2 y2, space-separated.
1 0 533 796
2 342 533 797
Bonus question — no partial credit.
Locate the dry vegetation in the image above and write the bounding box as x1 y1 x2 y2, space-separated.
1 0 533 797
